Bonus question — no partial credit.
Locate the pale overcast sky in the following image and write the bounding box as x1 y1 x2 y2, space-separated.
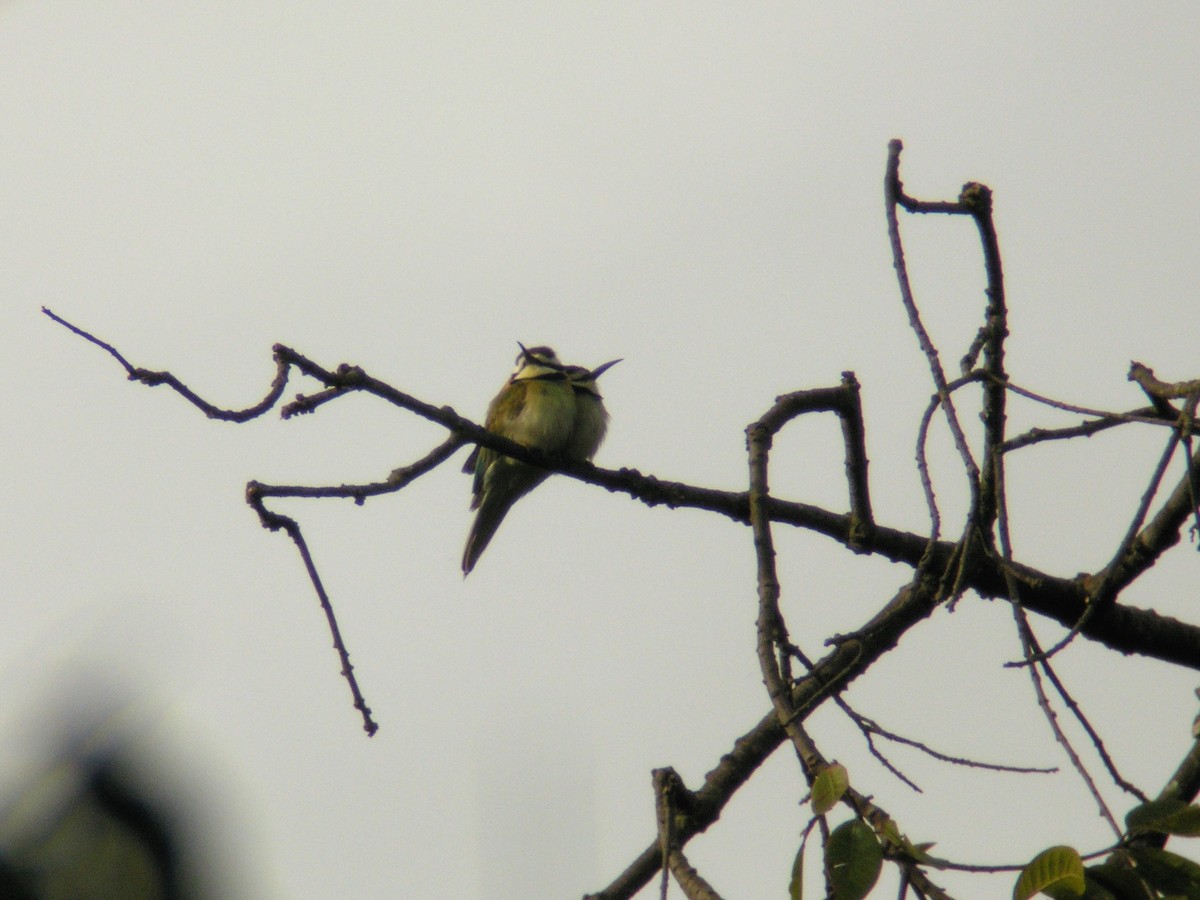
3 3 1199 897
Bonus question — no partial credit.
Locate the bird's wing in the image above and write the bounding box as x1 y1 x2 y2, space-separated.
470 379 532 503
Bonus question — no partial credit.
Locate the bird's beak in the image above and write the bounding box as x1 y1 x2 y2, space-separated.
589 358 622 379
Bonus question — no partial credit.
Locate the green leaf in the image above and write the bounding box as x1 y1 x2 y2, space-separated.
789 835 805 900
1013 846 1086 900
1078 877 1118 900
826 819 882 900
1077 876 1118 900
879 818 901 845
1127 845 1200 896
1085 861 1154 899
1125 798 1200 837
812 764 849 816
877 817 934 864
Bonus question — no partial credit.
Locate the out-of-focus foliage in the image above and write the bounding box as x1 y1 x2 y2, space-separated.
0 744 209 900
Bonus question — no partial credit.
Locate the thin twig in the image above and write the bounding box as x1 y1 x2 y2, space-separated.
997 375 1169 425
884 142 982 509
915 373 986 540
847 707 1057 776
1032 636 1149 803
993 439 1124 835
1003 414 1149 452
1011 608 1123 839
246 483 379 736
44 306 292 421
789 642 1055 785
1029 429 1185 660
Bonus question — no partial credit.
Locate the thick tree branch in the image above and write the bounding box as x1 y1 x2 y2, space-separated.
960 180 1008 533
45 308 1200 676
653 768 724 900
586 574 957 900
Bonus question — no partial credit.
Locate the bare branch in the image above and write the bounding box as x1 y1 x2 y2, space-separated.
46 309 1200 675
586 577 947 899
884 141 982 508
45 135 1200 900
747 393 821 772
915 372 986 540
843 706 1057 778
1086 439 1200 603
947 182 1010 535
1130 361 1200 405
1003 411 1156 452
653 768 724 900
245 482 379 736
1010 607 1123 839
43 307 291 422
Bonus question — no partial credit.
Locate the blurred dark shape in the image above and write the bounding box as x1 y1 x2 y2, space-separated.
0 748 207 900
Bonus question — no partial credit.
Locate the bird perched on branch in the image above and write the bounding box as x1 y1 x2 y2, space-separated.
462 344 620 575
563 358 621 462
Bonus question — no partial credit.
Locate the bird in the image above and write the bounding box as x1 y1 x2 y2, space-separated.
462 344 577 575
563 357 622 463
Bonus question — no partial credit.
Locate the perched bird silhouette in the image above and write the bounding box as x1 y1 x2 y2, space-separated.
563 358 621 462
461 344 619 575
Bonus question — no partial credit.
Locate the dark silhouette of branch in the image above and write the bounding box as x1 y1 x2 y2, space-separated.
786 641 1043 795
44 309 1200 676
1129 362 1200 545
884 140 982 511
1002 407 1161 453
41 306 292 422
756 373 875 545
1032 430 1187 660
748 385 964 896
839 704 1057 778
915 372 986 541
653 768 724 900
1082 439 1200 604
44 137 1200 899
1130 361 1200 406
1011 605 1124 838
244 484 379 736
960 180 1008 535
587 569 976 900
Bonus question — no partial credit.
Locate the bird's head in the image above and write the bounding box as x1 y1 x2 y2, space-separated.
512 343 565 382
567 358 622 396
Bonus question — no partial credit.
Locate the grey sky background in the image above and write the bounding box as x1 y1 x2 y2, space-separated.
3 3 1199 897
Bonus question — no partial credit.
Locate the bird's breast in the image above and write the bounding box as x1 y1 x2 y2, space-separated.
506 380 576 452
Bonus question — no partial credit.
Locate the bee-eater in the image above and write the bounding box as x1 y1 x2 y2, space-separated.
563 358 621 463
462 345 576 575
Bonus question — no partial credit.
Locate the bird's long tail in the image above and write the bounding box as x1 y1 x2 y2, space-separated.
461 493 514 576
461 464 548 576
